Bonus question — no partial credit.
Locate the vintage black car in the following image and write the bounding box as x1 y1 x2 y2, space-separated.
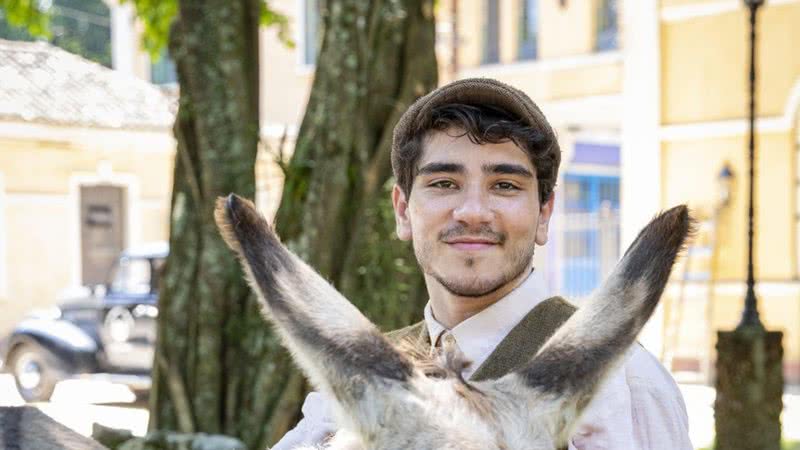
1 243 166 402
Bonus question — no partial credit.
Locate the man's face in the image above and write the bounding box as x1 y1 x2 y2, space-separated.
392 129 555 298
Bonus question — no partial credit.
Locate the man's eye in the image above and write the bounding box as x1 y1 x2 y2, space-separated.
430 180 457 189
495 182 519 190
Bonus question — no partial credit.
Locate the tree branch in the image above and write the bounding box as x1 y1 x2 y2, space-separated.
157 351 196 434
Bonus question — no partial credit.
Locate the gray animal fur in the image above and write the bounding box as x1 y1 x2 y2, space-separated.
215 194 693 450
0 406 108 450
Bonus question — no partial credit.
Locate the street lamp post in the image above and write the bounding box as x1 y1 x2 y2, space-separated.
738 0 764 331
713 2 784 449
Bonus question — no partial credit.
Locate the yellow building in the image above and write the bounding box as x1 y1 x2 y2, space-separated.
655 0 800 384
5 0 796 384
0 36 287 337
0 39 175 333
258 0 800 384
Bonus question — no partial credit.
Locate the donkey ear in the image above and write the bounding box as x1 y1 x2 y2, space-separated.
500 205 693 436
215 194 414 413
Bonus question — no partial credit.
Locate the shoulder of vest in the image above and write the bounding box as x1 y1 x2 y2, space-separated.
544 295 578 314
468 295 577 382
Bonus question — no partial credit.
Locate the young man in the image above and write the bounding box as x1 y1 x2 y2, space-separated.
273 78 692 449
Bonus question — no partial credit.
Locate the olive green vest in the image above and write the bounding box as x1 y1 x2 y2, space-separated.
387 296 577 381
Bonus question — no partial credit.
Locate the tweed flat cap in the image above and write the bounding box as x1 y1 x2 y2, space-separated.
391 77 557 158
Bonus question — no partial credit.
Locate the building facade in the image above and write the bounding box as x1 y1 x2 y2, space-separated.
653 0 800 384
257 0 800 383
6 0 798 383
0 39 175 334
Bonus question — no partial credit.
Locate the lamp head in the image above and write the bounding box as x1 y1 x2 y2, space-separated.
718 164 734 207
743 0 765 8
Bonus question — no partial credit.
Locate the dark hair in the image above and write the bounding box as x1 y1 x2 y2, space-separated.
392 103 560 205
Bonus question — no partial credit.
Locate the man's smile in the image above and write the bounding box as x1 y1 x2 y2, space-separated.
444 237 500 251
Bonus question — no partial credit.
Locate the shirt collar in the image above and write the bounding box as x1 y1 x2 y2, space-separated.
422 269 549 377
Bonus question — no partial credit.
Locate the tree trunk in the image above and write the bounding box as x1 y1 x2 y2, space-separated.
267 0 438 442
150 0 437 448
149 1 283 449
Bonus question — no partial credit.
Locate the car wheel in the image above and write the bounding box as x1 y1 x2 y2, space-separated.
8 342 64 402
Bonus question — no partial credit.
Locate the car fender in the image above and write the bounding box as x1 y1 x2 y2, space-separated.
5 319 99 373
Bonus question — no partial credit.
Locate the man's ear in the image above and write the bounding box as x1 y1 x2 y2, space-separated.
535 192 556 246
392 184 412 241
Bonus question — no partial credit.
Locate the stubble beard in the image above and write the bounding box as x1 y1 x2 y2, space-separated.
414 238 536 298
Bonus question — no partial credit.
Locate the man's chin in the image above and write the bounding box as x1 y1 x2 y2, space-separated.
434 274 508 298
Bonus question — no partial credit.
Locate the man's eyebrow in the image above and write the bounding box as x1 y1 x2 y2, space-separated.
417 162 465 176
484 163 534 178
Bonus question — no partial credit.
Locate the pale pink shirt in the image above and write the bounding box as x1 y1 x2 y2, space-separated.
272 272 692 450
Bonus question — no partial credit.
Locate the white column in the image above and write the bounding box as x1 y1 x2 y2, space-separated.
621 0 663 355
109 1 137 76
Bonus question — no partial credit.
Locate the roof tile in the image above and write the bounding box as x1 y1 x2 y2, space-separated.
0 39 175 130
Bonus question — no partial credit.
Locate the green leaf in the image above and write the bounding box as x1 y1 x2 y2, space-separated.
0 0 52 37
120 0 176 58
117 0 293 58
260 1 294 48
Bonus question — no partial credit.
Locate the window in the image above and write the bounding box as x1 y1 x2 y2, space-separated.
111 257 152 295
561 174 620 298
559 142 621 298
150 49 178 85
482 0 500 64
518 0 538 60
303 0 321 66
595 0 618 51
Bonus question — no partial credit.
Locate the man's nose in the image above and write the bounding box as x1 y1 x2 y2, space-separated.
452 188 493 225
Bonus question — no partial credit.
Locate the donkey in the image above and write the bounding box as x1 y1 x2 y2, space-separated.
215 194 692 450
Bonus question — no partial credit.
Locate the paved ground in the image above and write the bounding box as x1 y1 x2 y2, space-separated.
0 374 148 437
0 374 797 448
680 383 800 449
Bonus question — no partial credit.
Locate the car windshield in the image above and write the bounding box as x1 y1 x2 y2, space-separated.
110 257 154 295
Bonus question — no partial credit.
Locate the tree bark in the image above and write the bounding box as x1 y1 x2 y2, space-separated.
150 1 282 449
267 0 438 442
150 0 437 448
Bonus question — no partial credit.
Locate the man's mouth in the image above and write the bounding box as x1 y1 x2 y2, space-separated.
444 238 499 251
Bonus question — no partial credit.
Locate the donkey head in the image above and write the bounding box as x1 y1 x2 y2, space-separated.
215 194 692 450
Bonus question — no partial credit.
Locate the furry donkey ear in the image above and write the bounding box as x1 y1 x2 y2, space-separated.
502 205 693 441
214 194 414 414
